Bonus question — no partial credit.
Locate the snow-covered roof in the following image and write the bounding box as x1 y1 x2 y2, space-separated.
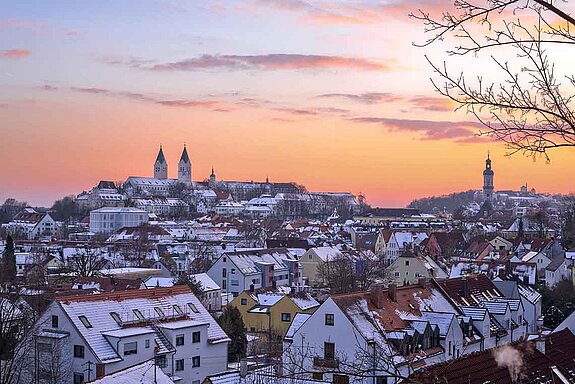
55 286 229 363
143 277 176 288
90 207 147 214
310 246 343 262
88 360 174 384
290 293 319 311
192 273 220 291
285 313 311 340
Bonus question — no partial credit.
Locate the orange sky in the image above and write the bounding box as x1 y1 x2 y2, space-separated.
1 1 574 207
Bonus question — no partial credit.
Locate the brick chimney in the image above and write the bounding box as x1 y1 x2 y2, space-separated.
370 284 383 309
388 283 397 302
418 277 427 289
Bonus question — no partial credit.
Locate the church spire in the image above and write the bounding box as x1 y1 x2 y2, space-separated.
154 145 168 179
178 144 192 183
155 145 166 164
179 144 190 164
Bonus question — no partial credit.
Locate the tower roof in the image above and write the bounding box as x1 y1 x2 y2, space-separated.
179 145 190 163
155 146 166 164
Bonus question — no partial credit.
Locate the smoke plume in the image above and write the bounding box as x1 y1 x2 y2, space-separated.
493 345 524 382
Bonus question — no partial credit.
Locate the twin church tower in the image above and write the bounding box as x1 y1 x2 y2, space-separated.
154 145 191 183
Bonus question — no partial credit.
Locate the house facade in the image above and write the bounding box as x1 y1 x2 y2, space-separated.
31 286 229 384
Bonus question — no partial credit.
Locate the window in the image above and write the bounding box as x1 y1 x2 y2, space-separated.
324 342 335 360
192 331 201 343
192 356 201 367
73 373 85 384
133 309 144 320
312 372 323 380
222 280 227 289
124 342 137 356
145 339 150 348
110 312 122 325
154 307 165 317
241 298 248 305
415 272 421 278
173 305 183 315
51 315 59 328
394 271 400 277
231 268 236 274
73 345 85 358
405 260 410 266
187 303 199 313
78 316 92 328
175 359 185 371
176 334 185 346
325 313 334 326
223 257 227 262
156 355 167 368
231 280 239 286
281 313 291 322
222 268 227 278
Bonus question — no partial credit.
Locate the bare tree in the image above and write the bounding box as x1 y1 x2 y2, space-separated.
69 244 103 277
412 0 575 159
0 297 34 384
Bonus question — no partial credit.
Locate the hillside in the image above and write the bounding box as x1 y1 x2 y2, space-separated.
407 190 477 213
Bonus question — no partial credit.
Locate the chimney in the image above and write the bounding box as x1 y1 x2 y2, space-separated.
249 284 255 292
388 283 397 302
418 277 427 288
505 260 512 275
370 284 383 308
461 277 468 298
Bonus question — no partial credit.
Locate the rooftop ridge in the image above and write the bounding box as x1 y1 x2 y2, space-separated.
57 285 192 303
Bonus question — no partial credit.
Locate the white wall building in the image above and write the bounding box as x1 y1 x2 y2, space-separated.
89 207 148 234
32 286 229 384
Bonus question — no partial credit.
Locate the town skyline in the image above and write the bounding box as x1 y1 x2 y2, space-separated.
1 1 575 207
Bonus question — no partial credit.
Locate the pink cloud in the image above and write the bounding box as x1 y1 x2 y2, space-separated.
350 117 485 141
408 96 455 112
0 49 31 59
70 86 231 111
318 92 402 104
150 54 389 72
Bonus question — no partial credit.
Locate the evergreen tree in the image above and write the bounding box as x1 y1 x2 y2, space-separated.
217 306 247 362
1 236 16 285
175 274 205 300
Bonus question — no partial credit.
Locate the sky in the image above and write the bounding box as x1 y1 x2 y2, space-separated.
1 0 574 207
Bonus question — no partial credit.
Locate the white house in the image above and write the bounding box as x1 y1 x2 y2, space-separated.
283 281 482 384
2 209 58 239
191 273 222 312
32 286 229 384
89 207 148 234
207 248 303 298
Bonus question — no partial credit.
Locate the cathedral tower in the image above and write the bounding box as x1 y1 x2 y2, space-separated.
154 145 168 179
178 144 192 183
483 152 494 201
209 167 216 187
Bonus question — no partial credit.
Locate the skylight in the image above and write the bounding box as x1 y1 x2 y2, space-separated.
187 303 199 313
110 312 122 326
79 315 92 328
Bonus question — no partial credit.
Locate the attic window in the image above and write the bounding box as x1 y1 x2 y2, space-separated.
154 307 165 317
173 305 183 315
187 303 199 313
110 312 122 326
78 315 92 328
133 309 145 320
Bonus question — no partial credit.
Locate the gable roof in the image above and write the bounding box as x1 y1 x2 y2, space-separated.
55 286 229 363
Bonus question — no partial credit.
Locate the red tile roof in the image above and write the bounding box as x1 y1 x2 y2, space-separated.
57 285 191 303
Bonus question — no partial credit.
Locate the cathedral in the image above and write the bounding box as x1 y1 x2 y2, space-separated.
153 145 192 183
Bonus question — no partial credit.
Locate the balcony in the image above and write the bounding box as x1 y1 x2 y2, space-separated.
313 357 339 369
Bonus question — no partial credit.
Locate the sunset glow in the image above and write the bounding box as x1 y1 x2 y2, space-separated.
1 0 574 207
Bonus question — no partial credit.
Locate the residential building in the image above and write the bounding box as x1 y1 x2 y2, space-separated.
283 280 482 384
2 209 58 239
207 248 303 297
388 251 448 286
299 246 344 286
32 286 229 384
89 207 148 234
230 287 319 337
